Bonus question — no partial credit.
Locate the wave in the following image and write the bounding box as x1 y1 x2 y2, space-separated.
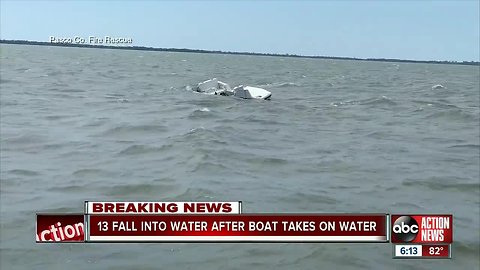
360 96 397 106
100 124 168 137
185 98 230 108
188 108 217 119
246 157 289 166
454 241 480 259
0 78 18 84
14 67 30 72
169 187 216 201
2 134 47 146
45 71 63 77
257 82 299 88
402 177 480 193
188 161 230 173
330 100 360 106
44 114 78 120
282 191 338 205
331 96 397 107
389 202 422 209
425 109 478 122
118 144 170 156
411 100 460 109
82 118 109 127
103 182 180 197
431 84 447 90
176 127 227 145
50 185 88 193
156 72 180 77
447 144 480 150
233 115 285 126
56 88 86 93
72 168 112 177
104 93 126 98
288 247 369 269
6 169 40 176
0 100 19 106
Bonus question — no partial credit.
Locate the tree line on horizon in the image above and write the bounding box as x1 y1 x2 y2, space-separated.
1 39 478 66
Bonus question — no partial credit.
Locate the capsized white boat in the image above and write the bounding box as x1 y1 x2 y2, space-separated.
193 78 272 100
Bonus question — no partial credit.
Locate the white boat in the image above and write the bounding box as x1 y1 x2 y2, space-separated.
193 78 272 100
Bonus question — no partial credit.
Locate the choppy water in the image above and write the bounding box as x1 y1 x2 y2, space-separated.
1 44 479 269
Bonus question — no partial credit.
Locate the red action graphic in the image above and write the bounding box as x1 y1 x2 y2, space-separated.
36 214 84 242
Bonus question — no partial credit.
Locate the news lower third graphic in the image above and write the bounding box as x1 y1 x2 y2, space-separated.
391 214 453 259
36 201 453 259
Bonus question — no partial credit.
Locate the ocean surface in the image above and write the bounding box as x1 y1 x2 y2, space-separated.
1 44 479 270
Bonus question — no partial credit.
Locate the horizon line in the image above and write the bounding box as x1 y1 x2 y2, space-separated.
1 39 478 66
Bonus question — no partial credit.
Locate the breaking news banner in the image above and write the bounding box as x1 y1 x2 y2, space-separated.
86 214 388 242
37 201 388 243
84 201 242 215
35 202 455 259
391 214 453 259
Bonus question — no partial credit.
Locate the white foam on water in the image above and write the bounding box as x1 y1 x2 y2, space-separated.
432 84 446 90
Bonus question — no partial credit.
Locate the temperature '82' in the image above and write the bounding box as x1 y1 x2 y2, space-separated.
429 246 443 255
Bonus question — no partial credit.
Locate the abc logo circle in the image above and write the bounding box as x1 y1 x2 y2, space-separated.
392 216 419 242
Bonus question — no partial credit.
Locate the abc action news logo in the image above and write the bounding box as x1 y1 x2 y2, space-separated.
391 215 452 244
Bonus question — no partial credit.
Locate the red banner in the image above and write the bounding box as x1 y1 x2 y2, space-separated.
87 214 388 242
421 245 450 258
391 215 453 244
36 214 85 242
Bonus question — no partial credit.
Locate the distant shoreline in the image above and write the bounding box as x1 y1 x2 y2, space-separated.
1 39 478 66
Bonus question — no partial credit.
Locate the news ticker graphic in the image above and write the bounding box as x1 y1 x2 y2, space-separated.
87 214 387 242
35 201 453 258
36 213 387 243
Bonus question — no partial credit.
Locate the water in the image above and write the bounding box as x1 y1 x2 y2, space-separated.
1 44 479 269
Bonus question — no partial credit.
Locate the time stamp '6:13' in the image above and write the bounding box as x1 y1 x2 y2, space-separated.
394 244 451 259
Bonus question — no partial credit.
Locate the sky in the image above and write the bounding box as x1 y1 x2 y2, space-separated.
1 0 479 61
